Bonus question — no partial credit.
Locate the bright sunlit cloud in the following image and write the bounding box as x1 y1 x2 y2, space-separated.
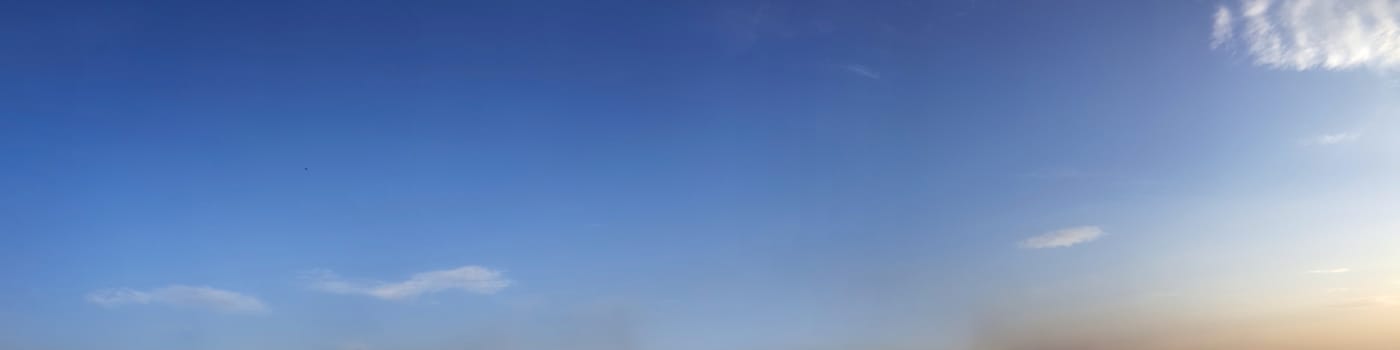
86 285 267 313
1306 267 1352 274
303 265 511 300
1212 0 1400 70
1019 226 1105 249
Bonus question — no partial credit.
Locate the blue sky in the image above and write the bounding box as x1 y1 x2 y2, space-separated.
4 0 1400 349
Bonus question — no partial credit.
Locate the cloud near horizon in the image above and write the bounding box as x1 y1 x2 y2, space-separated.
1306 267 1351 274
1212 0 1400 70
1331 295 1400 308
86 285 266 313
304 265 511 300
1019 226 1105 249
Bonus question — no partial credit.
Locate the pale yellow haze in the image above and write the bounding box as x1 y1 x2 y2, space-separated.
977 308 1400 350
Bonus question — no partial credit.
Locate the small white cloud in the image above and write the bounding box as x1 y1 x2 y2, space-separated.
1019 226 1105 249
304 265 511 300
1212 0 1400 70
842 64 881 79
86 285 266 313
1306 268 1351 274
1305 132 1361 145
1212 5 1234 49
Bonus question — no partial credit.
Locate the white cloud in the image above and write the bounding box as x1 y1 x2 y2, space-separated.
842 64 881 79
86 285 266 313
1306 267 1351 274
1213 6 1235 49
1212 0 1400 70
1019 226 1105 249
304 265 511 300
1305 132 1361 145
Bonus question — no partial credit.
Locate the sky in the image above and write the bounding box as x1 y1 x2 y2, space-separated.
3 0 1400 349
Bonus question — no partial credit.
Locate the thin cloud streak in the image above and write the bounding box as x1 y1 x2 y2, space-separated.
1305 132 1361 145
1024 167 1094 180
304 265 511 300
86 285 267 313
842 64 881 79
1306 268 1351 274
1019 226 1105 249
1330 295 1400 308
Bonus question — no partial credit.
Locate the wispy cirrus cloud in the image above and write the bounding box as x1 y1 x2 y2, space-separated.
1212 6 1235 49
86 285 266 313
1211 0 1400 70
1306 267 1351 274
841 64 881 79
1019 226 1105 249
303 265 511 300
1304 132 1361 145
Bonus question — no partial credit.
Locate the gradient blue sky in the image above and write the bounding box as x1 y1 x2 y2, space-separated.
4 1 1400 349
